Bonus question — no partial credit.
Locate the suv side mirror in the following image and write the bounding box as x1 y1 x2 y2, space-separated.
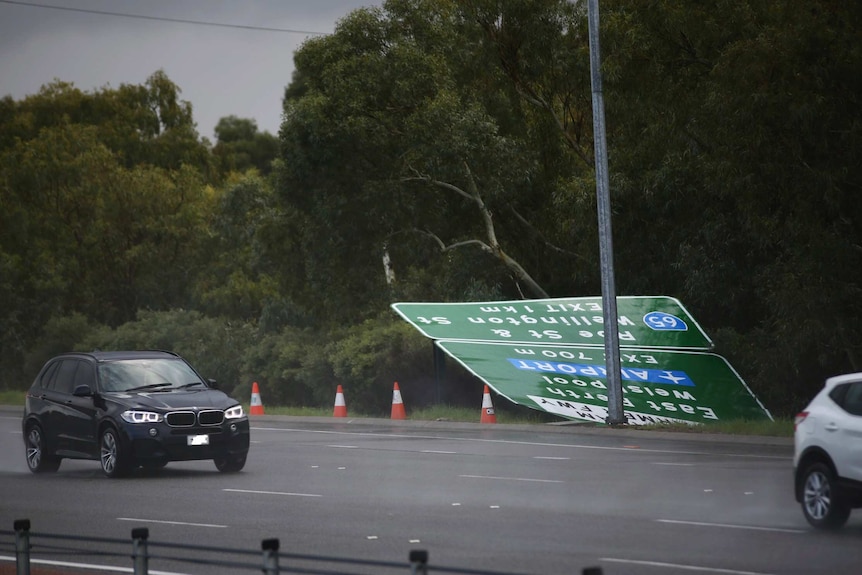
73 385 93 397
208 379 218 390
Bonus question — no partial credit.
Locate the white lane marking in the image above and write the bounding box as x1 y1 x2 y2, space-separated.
223 488 322 497
253 426 789 460
652 462 695 466
459 474 564 484
0 554 189 575
534 456 569 460
422 450 457 454
656 519 805 534
328 444 358 449
602 557 774 575
117 517 227 528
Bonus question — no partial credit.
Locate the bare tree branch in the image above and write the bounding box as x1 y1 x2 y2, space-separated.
400 164 549 298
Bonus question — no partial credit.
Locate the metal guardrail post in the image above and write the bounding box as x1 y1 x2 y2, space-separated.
14 519 31 575
409 550 428 575
131 527 149 575
261 538 279 575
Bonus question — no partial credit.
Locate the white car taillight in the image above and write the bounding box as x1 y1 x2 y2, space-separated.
794 411 809 430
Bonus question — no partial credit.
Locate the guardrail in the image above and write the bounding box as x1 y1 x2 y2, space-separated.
2 519 604 575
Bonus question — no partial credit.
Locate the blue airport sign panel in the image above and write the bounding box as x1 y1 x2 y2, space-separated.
435 340 772 425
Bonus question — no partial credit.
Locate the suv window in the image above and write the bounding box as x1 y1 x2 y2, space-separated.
828 381 862 416
51 360 80 394
73 361 95 392
843 382 862 416
829 383 849 405
38 361 60 389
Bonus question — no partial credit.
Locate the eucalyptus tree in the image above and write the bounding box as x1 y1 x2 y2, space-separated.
213 115 279 177
273 0 860 413
0 72 214 383
469 0 862 411
1 124 211 326
277 0 593 325
0 71 211 174
192 171 283 324
596 0 862 411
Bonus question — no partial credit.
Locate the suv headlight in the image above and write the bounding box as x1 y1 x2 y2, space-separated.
224 405 244 419
121 410 163 424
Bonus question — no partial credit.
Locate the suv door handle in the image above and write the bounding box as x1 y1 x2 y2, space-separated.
825 422 839 432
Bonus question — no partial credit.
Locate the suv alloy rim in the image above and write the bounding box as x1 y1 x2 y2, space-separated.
26 427 42 470
803 469 830 520
101 431 118 475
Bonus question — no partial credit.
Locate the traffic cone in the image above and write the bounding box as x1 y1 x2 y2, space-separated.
250 381 264 415
480 385 496 423
391 382 407 420
333 384 348 417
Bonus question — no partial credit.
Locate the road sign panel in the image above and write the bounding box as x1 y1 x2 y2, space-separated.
392 296 712 350
435 340 771 425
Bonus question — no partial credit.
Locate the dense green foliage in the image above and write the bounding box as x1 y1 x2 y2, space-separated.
1 1 859 418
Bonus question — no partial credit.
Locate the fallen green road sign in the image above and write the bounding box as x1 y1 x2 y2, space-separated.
392 296 712 350
435 340 772 425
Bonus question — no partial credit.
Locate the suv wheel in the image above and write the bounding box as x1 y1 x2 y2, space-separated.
25 424 61 473
214 453 247 473
801 462 851 529
100 427 131 478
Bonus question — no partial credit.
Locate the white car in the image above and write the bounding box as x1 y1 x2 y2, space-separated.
793 373 862 528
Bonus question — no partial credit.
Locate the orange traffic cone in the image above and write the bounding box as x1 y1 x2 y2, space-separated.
391 382 406 420
333 385 348 417
250 381 265 415
480 384 496 423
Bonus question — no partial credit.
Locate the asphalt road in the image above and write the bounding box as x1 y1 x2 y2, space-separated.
1 407 860 575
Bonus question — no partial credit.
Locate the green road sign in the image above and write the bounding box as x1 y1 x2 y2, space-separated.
392 296 712 350
435 340 772 425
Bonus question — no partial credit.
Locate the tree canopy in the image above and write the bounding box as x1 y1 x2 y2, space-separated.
275 0 862 413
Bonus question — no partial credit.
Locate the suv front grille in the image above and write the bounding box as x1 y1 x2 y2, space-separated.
166 411 196 427
198 410 224 426
165 410 225 427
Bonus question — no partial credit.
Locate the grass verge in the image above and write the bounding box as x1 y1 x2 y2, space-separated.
254 403 793 436
0 390 24 406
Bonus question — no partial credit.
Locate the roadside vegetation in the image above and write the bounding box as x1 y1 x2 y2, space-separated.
256 403 793 436
1 387 791 437
1 1 858 424
0 391 23 406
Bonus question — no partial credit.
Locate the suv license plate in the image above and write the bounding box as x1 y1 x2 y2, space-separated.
188 434 209 446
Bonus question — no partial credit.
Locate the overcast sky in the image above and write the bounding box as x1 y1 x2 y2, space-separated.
0 0 381 141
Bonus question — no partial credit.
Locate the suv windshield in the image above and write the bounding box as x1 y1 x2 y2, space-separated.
98 359 204 393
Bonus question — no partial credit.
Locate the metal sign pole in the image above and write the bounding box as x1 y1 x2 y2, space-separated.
586 0 625 424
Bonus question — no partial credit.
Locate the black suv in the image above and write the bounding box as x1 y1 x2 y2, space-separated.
22 350 250 477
